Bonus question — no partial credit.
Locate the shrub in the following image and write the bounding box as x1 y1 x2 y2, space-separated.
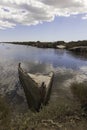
0 96 11 129
71 83 87 109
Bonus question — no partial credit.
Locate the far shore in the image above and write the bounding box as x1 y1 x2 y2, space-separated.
1 40 87 52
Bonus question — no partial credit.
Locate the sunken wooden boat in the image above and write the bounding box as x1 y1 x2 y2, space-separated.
18 63 54 111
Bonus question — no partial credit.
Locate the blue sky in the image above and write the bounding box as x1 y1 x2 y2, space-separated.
0 0 87 42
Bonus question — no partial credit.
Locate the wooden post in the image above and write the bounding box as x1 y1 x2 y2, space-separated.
18 63 21 68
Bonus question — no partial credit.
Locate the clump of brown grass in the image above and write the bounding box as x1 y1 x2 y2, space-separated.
71 83 87 110
0 96 10 129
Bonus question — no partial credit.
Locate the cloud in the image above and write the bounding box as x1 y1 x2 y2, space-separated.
0 0 87 29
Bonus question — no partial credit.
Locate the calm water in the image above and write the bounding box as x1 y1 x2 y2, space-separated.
0 43 87 112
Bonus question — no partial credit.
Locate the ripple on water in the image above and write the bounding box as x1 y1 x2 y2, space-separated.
0 43 87 112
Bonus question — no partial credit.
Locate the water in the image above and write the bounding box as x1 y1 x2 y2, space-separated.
0 43 87 112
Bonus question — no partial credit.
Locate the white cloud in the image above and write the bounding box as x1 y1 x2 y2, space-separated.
0 0 87 29
0 20 15 29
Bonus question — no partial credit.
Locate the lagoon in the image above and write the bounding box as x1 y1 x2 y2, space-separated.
0 43 87 112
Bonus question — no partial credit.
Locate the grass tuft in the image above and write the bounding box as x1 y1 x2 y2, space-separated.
71 82 87 111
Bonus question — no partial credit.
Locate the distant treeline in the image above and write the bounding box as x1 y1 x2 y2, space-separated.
2 41 65 48
66 40 87 49
3 41 65 48
2 40 87 49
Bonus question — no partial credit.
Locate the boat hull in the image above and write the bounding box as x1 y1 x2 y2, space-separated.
18 63 54 111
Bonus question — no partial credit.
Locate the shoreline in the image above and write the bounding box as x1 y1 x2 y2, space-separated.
1 40 87 51
0 41 87 129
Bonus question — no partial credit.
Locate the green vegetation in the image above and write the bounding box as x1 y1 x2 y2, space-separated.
3 41 66 48
71 82 87 111
4 41 57 48
0 94 87 130
10 100 82 130
0 82 87 129
66 40 87 49
9 82 87 130
0 96 11 130
2 40 87 50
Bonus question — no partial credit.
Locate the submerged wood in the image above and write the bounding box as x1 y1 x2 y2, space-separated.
18 63 54 111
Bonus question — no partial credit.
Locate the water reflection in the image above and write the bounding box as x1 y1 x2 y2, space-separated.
0 43 87 69
68 51 87 61
0 43 87 112
54 49 65 56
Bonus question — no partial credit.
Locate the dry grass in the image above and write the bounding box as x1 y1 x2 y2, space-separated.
0 82 87 130
71 83 87 107
0 96 11 130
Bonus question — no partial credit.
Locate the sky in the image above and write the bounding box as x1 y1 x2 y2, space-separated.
0 0 87 42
